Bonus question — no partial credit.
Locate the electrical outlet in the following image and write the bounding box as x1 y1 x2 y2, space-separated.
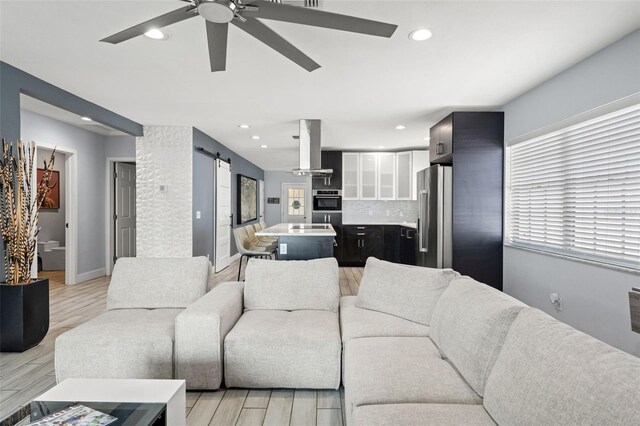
550 293 563 311
368 210 373 216
280 243 287 255
159 184 168 193
385 210 390 216
196 211 201 219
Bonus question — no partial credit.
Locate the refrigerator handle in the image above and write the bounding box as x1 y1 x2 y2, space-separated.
419 189 429 253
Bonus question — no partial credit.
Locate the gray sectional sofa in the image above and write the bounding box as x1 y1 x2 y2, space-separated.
342 258 640 425
55 257 234 389
55 255 640 425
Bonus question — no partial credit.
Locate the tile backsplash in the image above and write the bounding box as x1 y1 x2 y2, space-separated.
343 200 418 224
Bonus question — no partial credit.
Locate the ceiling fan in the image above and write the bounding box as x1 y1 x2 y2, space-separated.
100 0 398 72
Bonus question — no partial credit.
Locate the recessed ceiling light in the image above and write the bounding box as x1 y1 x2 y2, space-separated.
378 145 385 149
251 135 260 140
260 144 268 149
409 28 432 41
81 116 92 122
144 29 166 40
395 125 406 130
424 137 430 141
239 124 250 129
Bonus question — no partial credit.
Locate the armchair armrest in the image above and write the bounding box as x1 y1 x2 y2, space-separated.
175 281 244 390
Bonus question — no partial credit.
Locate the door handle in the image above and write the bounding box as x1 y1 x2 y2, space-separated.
328 214 331 223
357 233 365 236
229 214 234 227
436 143 444 155
324 214 327 223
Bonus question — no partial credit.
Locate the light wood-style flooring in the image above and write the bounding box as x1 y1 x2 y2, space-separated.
0 262 364 426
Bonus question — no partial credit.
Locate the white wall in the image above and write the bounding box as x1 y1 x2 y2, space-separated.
136 126 193 257
502 29 640 356
263 171 311 226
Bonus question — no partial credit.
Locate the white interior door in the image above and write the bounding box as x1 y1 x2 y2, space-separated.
215 159 232 272
115 162 136 260
282 183 310 223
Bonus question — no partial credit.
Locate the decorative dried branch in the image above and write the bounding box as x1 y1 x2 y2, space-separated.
1 140 55 285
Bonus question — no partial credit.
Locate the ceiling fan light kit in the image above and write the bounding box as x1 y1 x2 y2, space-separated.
100 0 398 72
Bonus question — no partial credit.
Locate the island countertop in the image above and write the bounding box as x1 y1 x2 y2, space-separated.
256 223 336 237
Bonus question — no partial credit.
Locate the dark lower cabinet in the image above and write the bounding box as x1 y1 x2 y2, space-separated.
383 226 400 263
342 225 383 266
399 227 417 265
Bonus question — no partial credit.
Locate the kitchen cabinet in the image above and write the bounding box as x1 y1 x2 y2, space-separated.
342 225 383 266
313 151 342 190
377 153 396 200
430 114 453 164
343 153 359 199
382 225 417 265
312 212 343 263
399 226 417 265
359 153 378 200
427 111 504 290
383 225 400 263
343 151 427 201
396 151 428 201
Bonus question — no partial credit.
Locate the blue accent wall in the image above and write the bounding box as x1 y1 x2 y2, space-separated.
0 61 143 140
192 128 264 257
0 61 142 282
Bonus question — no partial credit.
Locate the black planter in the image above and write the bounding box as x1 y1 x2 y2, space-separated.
0 278 50 352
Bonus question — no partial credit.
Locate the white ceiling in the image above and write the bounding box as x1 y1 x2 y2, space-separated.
1 1 639 171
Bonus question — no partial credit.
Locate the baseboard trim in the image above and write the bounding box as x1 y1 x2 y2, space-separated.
75 268 106 284
230 253 241 262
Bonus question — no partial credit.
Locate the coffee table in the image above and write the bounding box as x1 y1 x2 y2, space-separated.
31 379 186 426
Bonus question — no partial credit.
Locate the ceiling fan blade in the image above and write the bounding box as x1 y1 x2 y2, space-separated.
101 5 197 44
231 17 320 72
242 1 397 38
206 21 229 72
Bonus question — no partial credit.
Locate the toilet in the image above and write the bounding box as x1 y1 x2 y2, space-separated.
38 241 66 270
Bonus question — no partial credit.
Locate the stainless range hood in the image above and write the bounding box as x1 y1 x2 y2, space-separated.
292 119 333 178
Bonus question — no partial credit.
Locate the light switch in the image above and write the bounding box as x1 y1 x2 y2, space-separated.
159 184 168 193
196 211 201 219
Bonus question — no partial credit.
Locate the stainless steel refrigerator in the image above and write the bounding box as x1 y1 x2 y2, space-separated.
417 164 453 268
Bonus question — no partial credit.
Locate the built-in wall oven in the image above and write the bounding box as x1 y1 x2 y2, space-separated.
313 189 342 211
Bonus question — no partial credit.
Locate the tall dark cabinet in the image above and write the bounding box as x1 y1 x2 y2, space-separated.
429 112 504 290
312 151 342 190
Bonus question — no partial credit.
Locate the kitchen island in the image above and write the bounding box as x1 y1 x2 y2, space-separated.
256 223 336 261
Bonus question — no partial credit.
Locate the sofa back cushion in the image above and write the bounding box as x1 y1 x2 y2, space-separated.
355 258 458 326
107 257 210 310
484 308 640 425
244 257 339 312
429 276 526 396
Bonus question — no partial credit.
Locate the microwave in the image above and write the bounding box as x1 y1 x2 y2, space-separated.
313 190 342 211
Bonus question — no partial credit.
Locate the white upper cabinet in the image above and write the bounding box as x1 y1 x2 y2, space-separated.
396 151 412 200
359 153 378 200
342 153 360 200
342 150 428 201
377 153 396 200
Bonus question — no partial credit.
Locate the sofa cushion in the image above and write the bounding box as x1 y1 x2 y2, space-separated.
352 404 496 426
244 258 339 312
355 257 458 325
107 257 210 309
340 296 430 342
429 276 526 396
344 337 481 417
55 309 181 382
484 308 640 426
224 309 341 389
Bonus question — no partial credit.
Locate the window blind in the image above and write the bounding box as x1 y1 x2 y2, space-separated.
506 103 640 270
